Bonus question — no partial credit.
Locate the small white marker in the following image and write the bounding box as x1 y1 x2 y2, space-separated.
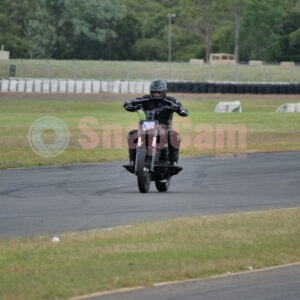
52 236 60 243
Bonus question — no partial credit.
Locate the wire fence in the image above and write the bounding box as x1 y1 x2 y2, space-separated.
0 59 299 83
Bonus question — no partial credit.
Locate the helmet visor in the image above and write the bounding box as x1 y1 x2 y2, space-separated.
151 91 163 98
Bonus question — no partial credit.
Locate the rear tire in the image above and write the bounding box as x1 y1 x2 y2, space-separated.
136 149 151 193
155 177 170 192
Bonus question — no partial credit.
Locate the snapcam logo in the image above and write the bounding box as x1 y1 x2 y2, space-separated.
28 116 70 158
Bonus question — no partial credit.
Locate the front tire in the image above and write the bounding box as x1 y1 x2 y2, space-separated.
136 149 151 193
155 177 171 192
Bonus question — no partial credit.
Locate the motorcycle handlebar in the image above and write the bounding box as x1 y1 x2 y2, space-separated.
134 101 180 112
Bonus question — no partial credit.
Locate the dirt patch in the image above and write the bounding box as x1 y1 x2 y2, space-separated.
1 92 300 101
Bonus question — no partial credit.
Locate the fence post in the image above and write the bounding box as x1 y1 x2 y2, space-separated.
20 59 24 78
73 59 77 80
263 62 266 82
127 60 131 82
181 61 185 81
208 62 212 81
235 62 239 82
290 63 294 83
100 59 104 81
154 60 158 79
47 59 50 79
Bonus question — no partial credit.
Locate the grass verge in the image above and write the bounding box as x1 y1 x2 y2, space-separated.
0 208 300 300
0 98 300 169
1 59 299 82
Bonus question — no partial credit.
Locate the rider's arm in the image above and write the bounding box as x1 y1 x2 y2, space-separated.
176 102 188 117
165 97 188 117
123 95 150 112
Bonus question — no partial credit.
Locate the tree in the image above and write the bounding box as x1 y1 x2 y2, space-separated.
172 6 204 60
122 0 173 60
110 12 142 60
229 0 247 63
239 0 286 61
279 1 300 61
27 0 126 59
28 0 74 58
1 0 299 61
216 0 249 62
180 0 224 62
0 0 34 57
133 38 168 61
70 0 126 58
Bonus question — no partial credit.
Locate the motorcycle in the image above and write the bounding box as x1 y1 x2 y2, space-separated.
123 100 183 193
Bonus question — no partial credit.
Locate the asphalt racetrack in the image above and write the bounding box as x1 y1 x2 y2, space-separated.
0 151 300 238
74 263 300 300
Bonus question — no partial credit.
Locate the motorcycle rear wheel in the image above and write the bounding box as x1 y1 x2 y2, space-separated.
155 177 171 192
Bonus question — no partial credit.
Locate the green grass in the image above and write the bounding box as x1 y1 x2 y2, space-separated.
1 208 300 300
1 98 300 169
1 59 299 82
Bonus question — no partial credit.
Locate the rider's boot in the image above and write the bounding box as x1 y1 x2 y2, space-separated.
129 148 136 165
169 147 179 166
168 130 180 166
162 148 169 165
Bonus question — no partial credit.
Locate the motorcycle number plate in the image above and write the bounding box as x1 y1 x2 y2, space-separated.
142 121 155 131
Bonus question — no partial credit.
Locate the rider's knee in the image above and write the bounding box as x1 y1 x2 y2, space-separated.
169 130 180 149
127 130 138 149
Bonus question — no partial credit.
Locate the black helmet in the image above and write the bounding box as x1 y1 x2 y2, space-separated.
150 79 167 99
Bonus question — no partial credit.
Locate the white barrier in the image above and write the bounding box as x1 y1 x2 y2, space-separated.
84 80 92 93
9 79 18 92
215 101 242 112
1 79 9 91
92 80 100 93
58 80 67 93
18 80 26 92
26 80 34 92
75 80 83 93
0 78 151 94
112 81 120 93
42 80 50 93
67 80 76 93
276 103 300 112
120 81 129 93
144 81 151 93
50 80 58 93
34 80 42 92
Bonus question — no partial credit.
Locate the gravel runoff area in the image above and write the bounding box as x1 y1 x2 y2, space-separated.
1 92 300 101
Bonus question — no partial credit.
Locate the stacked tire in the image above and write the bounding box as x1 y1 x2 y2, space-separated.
167 81 300 94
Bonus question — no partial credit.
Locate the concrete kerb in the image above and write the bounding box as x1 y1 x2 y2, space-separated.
69 261 300 300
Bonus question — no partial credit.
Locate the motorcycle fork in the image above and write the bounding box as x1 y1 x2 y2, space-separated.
149 129 158 171
136 128 159 173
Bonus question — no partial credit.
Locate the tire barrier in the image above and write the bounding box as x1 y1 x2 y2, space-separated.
167 81 300 94
0 78 151 94
0 78 299 94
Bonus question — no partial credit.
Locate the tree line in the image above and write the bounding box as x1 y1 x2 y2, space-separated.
0 0 299 62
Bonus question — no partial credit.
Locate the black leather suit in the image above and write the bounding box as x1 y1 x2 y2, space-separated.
123 95 188 164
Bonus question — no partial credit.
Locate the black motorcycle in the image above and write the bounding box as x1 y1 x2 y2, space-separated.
123 101 183 193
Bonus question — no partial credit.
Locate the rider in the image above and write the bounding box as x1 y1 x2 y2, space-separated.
123 79 188 166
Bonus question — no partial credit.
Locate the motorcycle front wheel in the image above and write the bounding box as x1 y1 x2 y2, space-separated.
136 149 151 193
